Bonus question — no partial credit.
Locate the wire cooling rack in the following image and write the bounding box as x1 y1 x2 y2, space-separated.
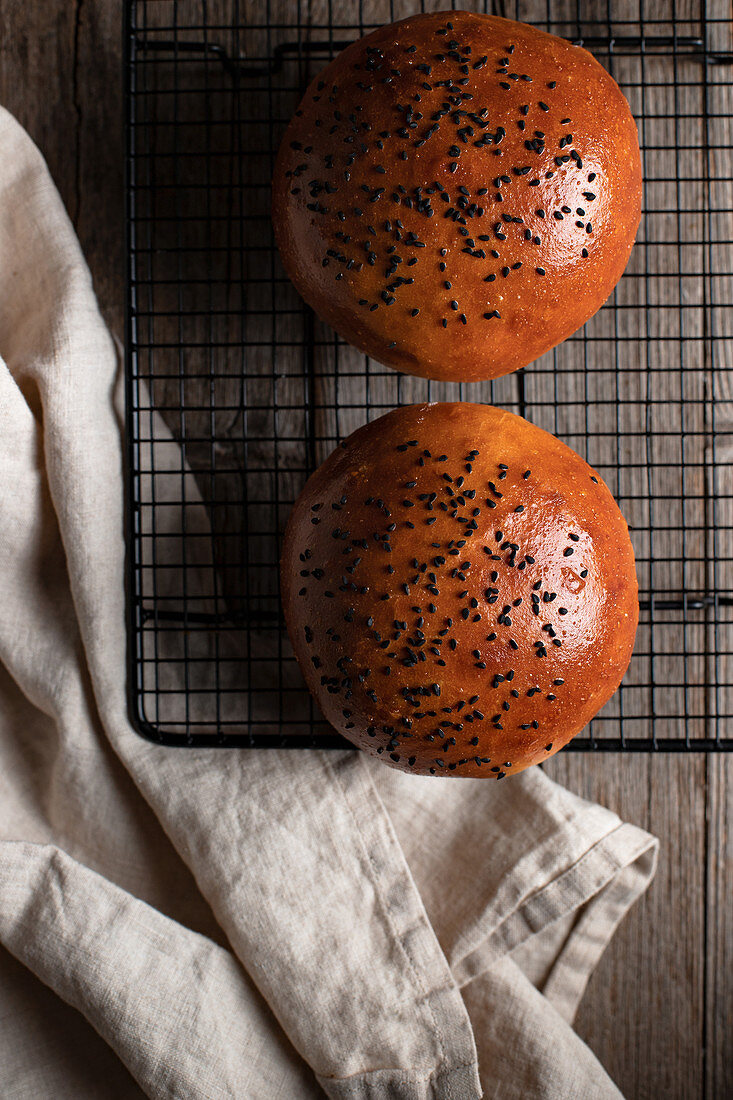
124 0 733 750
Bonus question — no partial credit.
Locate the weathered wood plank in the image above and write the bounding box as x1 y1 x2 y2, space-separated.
702 5 733 1098
706 755 733 1100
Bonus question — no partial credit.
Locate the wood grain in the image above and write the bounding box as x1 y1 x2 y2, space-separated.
707 755 733 1100
0 1 729 1097
703 5 733 1096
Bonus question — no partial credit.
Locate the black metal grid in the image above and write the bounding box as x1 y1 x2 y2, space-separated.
124 0 733 750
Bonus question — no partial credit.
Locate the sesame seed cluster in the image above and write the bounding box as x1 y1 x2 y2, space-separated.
273 11 641 382
282 404 638 777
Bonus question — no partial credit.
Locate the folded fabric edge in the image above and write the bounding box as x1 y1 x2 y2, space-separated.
539 825 659 1022
444 797 623 969
452 822 659 1014
317 1059 482 1100
321 752 483 1096
0 840 320 1099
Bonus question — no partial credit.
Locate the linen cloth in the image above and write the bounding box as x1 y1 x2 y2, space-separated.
0 106 658 1100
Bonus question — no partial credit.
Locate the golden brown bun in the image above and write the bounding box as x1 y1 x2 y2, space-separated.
282 404 638 777
272 11 641 383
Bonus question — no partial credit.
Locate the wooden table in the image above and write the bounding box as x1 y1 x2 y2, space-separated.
0 1 729 1097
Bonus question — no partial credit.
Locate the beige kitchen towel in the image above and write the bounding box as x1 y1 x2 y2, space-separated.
0 105 658 1100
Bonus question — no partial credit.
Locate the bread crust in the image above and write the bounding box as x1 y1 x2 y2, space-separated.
281 403 638 777
272 11 642 383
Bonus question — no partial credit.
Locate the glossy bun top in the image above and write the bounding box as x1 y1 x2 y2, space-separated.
282 403 639 776
273 11 641 382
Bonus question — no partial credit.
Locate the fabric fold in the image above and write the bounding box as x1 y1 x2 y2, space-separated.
462 957 626 1100
0 841 322 1100
448 818 658 1005
376 767 658 1021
